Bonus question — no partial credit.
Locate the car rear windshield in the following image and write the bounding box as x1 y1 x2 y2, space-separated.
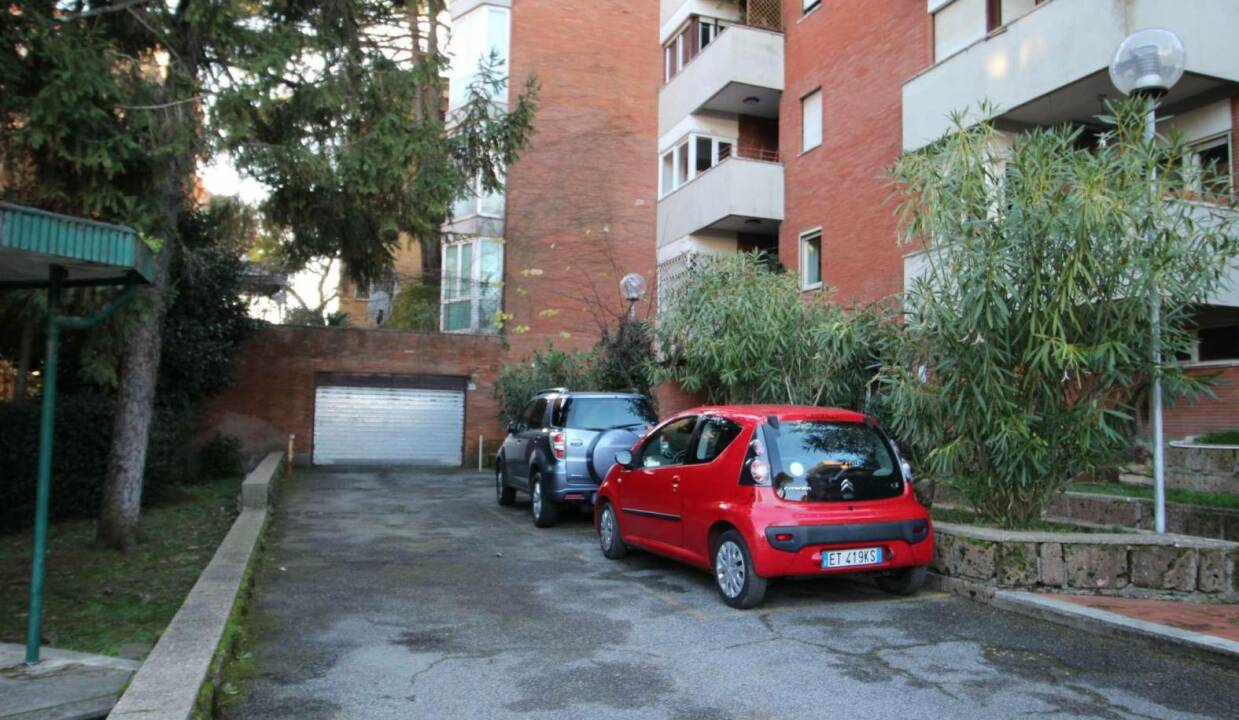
553 397 657 431
770 421 904 502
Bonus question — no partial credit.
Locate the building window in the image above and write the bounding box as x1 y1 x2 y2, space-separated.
1185 133 1233 198
659 134 736 197
662 16 728 84
799 229 822 290
441 237 503 333
448 6 510 110
801 89 822 152
452 172 505 220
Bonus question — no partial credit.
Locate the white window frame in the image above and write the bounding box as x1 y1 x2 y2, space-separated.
452 173 506 220
799 228 823 291
1185 132 1233 196
448 5 511 111
658 133 736 198
440 237 503 334
802 89 823 152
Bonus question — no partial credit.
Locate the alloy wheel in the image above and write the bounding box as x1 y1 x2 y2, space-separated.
532 480 542 519
600 507 615 550
716 540 746 599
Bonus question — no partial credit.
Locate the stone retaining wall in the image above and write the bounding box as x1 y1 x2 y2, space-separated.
932 523 1238 601
1046 492 1239 541
1166 443 1239 495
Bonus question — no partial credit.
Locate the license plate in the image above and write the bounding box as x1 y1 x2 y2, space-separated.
822 547 883 569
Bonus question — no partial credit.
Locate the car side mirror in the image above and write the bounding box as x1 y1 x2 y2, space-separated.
506 422 520 434
615 449 634 469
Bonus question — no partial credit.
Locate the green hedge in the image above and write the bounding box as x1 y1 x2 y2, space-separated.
0 393 194 531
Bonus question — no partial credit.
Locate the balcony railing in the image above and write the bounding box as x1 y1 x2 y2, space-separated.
740 0 782 32
719 144 780 163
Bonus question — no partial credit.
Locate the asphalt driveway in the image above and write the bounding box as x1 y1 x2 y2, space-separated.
222 467 1239 719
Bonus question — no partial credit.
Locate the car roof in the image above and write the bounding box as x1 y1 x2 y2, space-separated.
537 391 646 399
679 404 869 424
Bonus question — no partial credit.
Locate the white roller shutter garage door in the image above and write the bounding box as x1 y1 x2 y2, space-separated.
312 374 465 466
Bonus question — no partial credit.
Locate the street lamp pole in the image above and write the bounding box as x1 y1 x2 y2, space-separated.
1109 28 1186 535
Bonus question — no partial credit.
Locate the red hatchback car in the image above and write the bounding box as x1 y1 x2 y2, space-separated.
594 405 934 608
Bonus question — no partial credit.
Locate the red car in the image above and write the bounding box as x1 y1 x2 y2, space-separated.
594 405 933 608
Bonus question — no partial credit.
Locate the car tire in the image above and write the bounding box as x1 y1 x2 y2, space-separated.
877 566 928 596
597 502 627 559
496 463 516 506
713 530 767 609
530 472 558 528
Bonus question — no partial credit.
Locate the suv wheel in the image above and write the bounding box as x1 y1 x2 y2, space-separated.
598 502 627 559
530 472 558 528
713 530 767 609
876 566 927 596
496 463 516 506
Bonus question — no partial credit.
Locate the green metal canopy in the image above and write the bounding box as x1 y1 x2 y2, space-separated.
0 202 155 287
0 201 153 666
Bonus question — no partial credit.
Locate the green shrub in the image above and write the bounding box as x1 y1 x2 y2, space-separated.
1195 429 1239 446
0 393 193 531
883 99 1239 528
389 283 439 332
198 433 245 480
495 346 597 425
655 252 896 410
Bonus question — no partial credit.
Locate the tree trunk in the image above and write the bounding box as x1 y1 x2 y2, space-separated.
96 240 176 551
13 318 33 403
97 61 196 550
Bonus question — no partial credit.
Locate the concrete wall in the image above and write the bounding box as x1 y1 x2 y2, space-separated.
200 326 504 466
779 0 930 305
657 157 783 248
1047 492 1239 542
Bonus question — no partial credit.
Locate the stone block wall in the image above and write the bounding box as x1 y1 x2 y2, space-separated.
932 524 1238 601
1045 492 1239 542
1166 444 1239 495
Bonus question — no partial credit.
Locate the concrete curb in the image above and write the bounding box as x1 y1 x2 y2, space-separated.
992 591 1239 665
107 451 285 720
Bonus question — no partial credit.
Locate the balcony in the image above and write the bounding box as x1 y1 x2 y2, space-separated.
903 0 1239 151
659 23 784 136
657 155 783 247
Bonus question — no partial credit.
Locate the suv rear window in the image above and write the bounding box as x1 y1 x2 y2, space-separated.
553 397 656 431
770 421 903 502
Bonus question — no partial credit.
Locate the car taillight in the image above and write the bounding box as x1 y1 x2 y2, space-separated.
551 431 566 460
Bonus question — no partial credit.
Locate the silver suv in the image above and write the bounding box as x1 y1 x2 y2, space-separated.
496 389 657 527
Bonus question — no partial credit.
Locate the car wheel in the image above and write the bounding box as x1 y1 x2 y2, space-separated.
496 463 516 506
530 472 558 528
598 502 627 559
876 566 928 596
713 530 767 609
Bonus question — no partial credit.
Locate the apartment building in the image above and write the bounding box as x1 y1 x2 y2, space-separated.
344 0 659 361
656 0 1239 436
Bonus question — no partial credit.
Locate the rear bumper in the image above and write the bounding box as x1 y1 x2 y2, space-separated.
751 519 934 578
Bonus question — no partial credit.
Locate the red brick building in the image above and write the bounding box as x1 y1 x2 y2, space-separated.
654 0 1239 439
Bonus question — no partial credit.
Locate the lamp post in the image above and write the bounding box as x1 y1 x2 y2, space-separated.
620 273 647 321
1109 29 1186 535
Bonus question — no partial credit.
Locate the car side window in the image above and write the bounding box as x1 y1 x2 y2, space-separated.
522 396 547 428
692 417 743 464
638 417 698 468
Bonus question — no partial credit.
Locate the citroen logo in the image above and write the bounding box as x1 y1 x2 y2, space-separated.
840 478 855 495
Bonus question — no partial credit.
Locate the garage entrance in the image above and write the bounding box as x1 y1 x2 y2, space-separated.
312 373 465 466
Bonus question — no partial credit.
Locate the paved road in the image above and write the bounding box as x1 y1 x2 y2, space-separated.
223 468 1239 719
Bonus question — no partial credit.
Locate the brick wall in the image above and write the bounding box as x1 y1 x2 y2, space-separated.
200 325 505 465
1163 363 1239 441
778 1 931 306
503 0 659 360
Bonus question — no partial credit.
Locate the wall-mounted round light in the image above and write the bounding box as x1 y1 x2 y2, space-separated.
620 273 646 302
1109 28 1186 96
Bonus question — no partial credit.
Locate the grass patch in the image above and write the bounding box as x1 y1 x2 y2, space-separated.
1195 429 1239 445
930 505 1127 533
0 478 242 657
1068 481 1239 511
